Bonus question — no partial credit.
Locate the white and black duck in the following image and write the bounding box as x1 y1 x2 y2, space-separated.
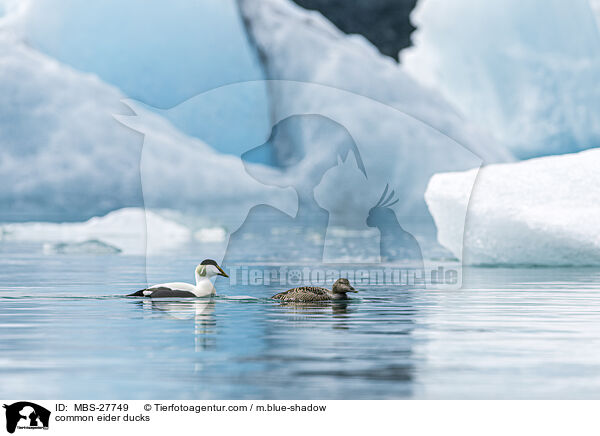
128 259 228 298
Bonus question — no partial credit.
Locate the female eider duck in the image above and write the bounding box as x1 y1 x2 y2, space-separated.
128 259 228 298
272 278 357 302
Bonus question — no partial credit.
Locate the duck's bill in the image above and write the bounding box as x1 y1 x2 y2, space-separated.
347 288 358 293
217 265 229 278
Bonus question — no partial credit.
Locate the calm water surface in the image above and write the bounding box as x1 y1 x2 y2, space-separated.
1 250 600 399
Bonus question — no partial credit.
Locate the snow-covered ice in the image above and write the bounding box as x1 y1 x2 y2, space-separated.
425 149 600 266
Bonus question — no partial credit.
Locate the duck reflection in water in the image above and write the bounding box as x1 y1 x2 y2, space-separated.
137 299 216 351
273 298 355 329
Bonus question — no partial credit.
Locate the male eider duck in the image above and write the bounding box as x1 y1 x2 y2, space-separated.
272 278 357 302
128 259 228 298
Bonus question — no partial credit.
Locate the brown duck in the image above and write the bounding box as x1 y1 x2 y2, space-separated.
272 278 357 302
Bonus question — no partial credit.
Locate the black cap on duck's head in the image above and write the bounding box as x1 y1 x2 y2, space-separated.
332 278 357 294
196 259 229 277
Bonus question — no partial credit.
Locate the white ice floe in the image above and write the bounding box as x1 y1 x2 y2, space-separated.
1 208 191 255
425 149 600 266
403 0 600 158
43 239 122 255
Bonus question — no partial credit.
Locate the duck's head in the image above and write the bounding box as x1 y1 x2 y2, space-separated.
331 278 357 295
196 259 229 278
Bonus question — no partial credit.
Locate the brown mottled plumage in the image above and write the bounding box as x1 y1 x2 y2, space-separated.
272 278 357 302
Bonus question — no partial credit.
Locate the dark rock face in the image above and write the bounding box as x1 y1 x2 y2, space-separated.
292 0 418 60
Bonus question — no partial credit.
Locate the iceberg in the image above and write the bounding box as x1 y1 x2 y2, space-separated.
7 0 263 108
0 34 289 222
238 0 512 238
0 0 513 241
0 35 143 221
194 228 227 243
2 0 269 155
403 0 600 159
115 98 296 233
593 0 600 22
425 149 600 266
0 0 19 19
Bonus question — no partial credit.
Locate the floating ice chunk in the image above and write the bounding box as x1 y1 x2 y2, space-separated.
43 239 122 255
1 208 192 255
403 0 600 158
425 149 600 266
